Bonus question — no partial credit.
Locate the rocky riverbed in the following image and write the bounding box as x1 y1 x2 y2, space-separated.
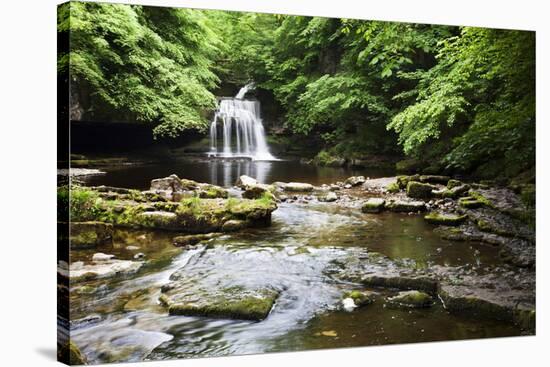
59 172 535 364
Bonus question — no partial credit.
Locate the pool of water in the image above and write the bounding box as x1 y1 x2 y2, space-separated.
68 185 522 364
79 156 393 189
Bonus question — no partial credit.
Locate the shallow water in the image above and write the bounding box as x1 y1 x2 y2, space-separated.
69 161 524 364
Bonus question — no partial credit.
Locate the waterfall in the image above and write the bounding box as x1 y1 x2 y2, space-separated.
209 85 276 161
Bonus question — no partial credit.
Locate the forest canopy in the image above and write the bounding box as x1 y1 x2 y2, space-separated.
58 2 535 180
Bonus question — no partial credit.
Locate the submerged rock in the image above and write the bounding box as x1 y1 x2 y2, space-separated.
387 290 433 308
70 221 113 249
284 182 314 192
361 198 386 213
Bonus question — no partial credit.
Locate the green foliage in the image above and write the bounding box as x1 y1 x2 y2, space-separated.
58 2 220 137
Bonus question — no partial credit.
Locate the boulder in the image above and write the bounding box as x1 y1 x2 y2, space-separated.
235 175 257 188
406 181 436 199
345 176 366 187
424 212 467 226
284 182 314 192
387 290 433 308
386 200 426 213
242 183 272 199
385 182 400 193
150 174 183 192
361 198 386 213
70 221 113 249
319 191 338 202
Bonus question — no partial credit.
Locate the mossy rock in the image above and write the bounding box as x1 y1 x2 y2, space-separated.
424 212 467 226
387 290 433 308
406 181 436 199
419 175 450 185
468 190 494 208
343 290 375 307
70 221 113 249
458 196 483 209
361 198 386 213
396 174 420 189
160 288 279 321
385 182 400 193
386 200 426 213
447 179 464 189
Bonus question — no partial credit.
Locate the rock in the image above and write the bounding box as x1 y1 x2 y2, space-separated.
139 211 179 230
70 221 113 249
134 252 146 259
385 182 400 193
458 196 483 209
342 290 375 308
419 175 450 185
406 181 436 199
424 212 467 226
197 184 228 199
160 287 279 321
396 175 419 189
150 174 183 192
386 200 426 213
242 183 272 199
284 182 314 192
319 191 338 202
345 176 366 187
329 184 341 191
70 259 143 282
362 275 438 294
172 233 221 247
235 175 257 188
387 290 433 308
126 245 140 251
222 219 247 232
361 198 386 213
434 184 471 199
92 252 115 262
447 179 464 189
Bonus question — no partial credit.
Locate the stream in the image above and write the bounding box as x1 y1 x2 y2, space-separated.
70 158 523 364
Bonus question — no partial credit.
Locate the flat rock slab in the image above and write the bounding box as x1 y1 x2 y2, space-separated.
284 182 314 192
160 286 279 321
362 198 386 213
69 260 143 282
386 200 426 212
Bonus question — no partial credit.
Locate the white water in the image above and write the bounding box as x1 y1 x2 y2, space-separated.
209 84 276 161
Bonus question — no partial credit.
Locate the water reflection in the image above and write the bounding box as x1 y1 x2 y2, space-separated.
82 157 389 189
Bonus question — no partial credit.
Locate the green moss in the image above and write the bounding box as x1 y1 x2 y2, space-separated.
458 196 483 209
469 190 495 208
447 179 463 189
313 150 345 167
387 290 433 308
519 184 535 208
343 290 375 307
163 290 279 321
424 212 467 226
386 182 400 193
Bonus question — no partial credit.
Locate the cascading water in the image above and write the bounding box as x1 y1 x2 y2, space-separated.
209 84 276 161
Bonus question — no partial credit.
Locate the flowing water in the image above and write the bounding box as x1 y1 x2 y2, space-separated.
70 170 524 364
209 84 276 161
